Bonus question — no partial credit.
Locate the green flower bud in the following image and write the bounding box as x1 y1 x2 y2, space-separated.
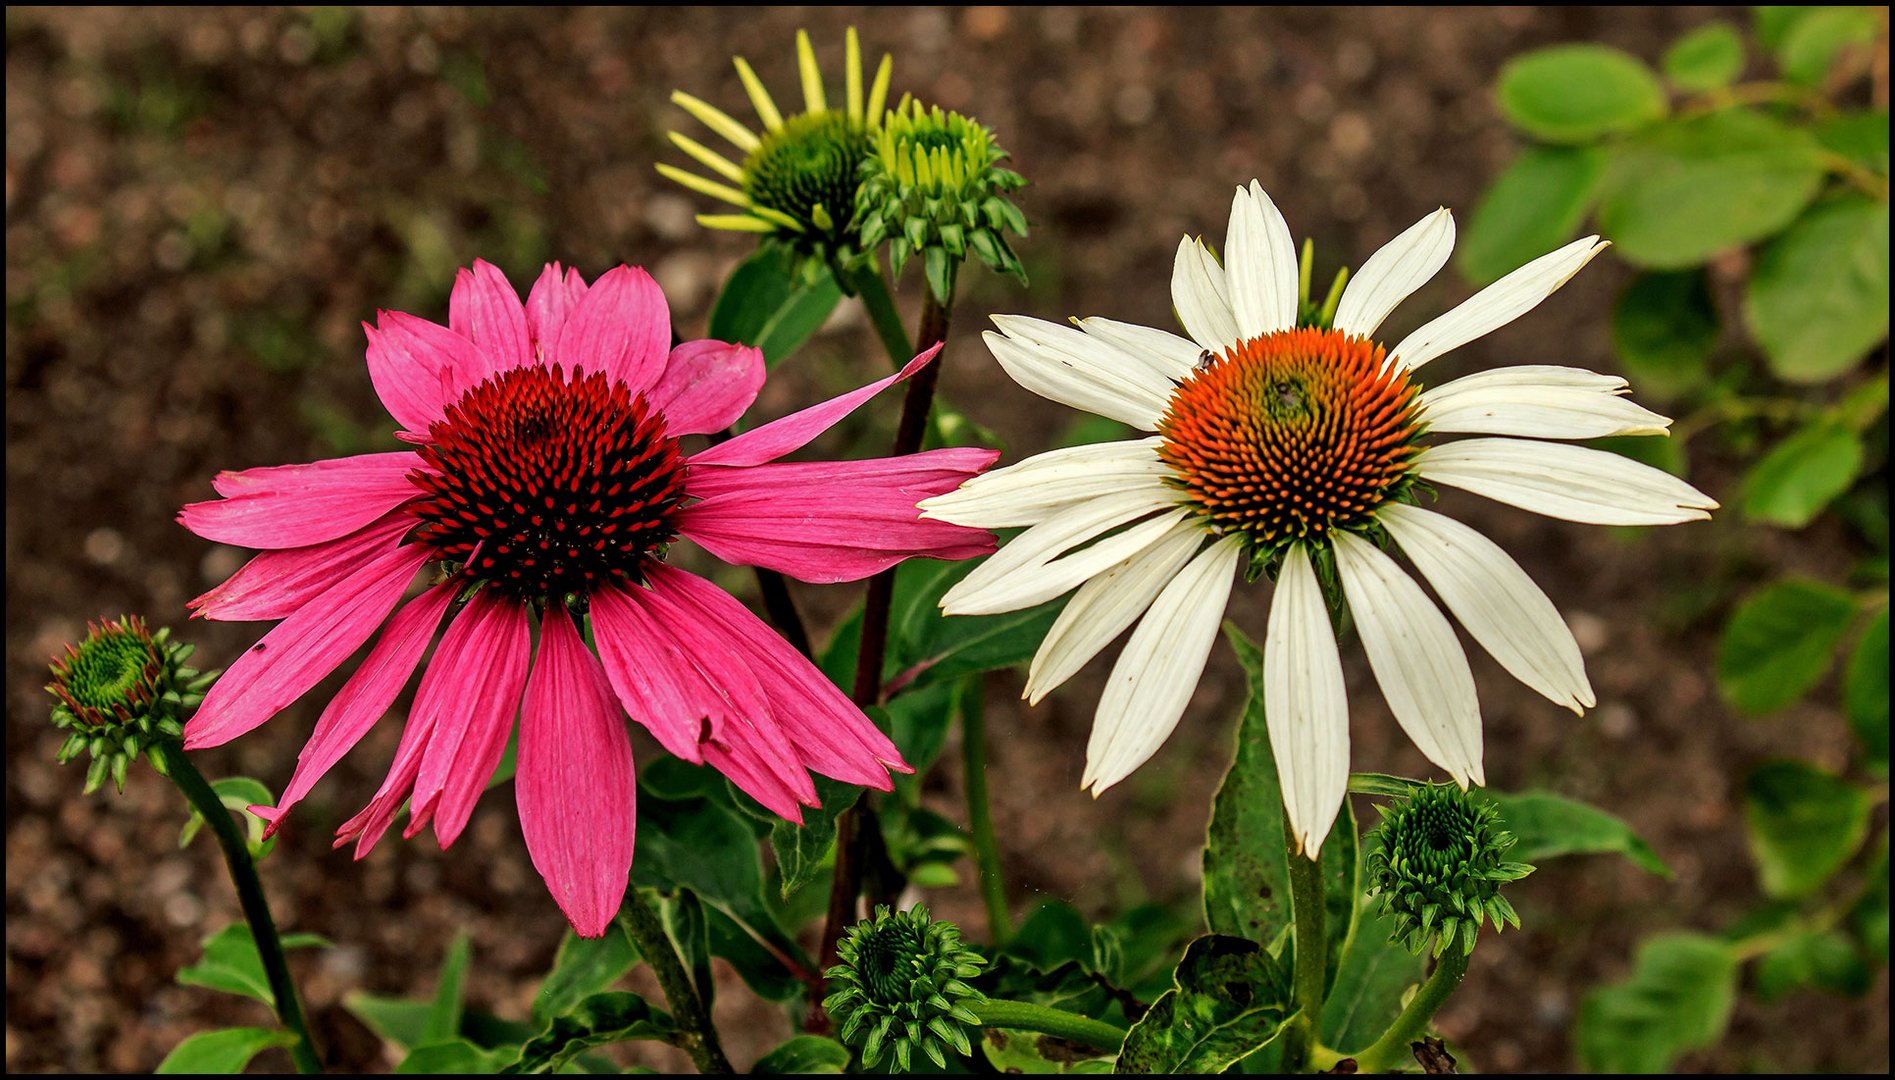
1365 783 1534 957
824 904 988 1070
45 616 212 793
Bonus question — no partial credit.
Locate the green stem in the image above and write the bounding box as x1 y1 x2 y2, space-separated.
1348 948 1469 1073
618 889 733 1074
841 259 915 368
157 743 323 1074
970 999 1127 1053
1281 819 1328 1073
961 676 1012 945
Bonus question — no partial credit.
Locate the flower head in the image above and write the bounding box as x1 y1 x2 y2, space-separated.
661 28 891 268
1365 783 1532 956
180 259 996 935
920 181 1716 856
46 616 211 793
825 904 987 1070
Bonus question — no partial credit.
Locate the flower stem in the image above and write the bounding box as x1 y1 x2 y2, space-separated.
618 888 733 1074
1347 947 1469 1073
840 259 916 369
1281 816 1328 1073
155 742 323 1074
970 999 1127 1053
961 676 1012 945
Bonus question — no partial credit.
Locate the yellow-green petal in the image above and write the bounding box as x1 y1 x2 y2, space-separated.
670 90 760 153
796 29 826 114
732 57 784 132
696 213 777 234
655 162 751 209
845 27 864 121
865 54 892 127
667 131 745 183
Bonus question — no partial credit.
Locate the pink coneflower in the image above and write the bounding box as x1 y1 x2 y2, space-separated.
181 260 995 935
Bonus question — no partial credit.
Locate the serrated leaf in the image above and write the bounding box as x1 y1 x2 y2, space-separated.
531 923 640 1026
1115 936 1293 1074
1744 759 1872 900
1576 933 1738 1073
156 1027 297 1074
1497 45 1667 143
753 1035 851 1073
1716 579 1859 713
1740 421 1865 527
1460 145 1612 287
1663 22 1746 91
1609 269 1718 403
1745 196 1890 383
1844 609 1889 769
508 992 674 1074
707 247 844 368
1484 790 1670 877
176 925 329 1011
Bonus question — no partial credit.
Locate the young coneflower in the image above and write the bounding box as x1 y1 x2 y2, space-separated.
181 259 996 935
660 27 891 268
920 181 1716 856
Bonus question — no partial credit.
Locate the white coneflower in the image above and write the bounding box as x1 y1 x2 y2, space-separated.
920 181 1715 856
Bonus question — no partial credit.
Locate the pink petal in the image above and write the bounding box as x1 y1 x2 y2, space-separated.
589 583 721 763
517 604 636 938
449 259 532 378
648 340 766 435
678 449 1000 583
190 511 414 622
334 703 436 858
366 311 486 433
525 262 587 358
702 739 812 823
552 265 670 395
688 344 943 468
406 590 532 847
184 541 432 749
262 582 456 838
181 452 424 550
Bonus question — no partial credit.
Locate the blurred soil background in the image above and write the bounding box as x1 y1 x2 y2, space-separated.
5 6 1887 1073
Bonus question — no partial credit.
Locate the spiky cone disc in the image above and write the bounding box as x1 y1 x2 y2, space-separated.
45 616 213 793
824 904 988 1069
1365 783 1534 957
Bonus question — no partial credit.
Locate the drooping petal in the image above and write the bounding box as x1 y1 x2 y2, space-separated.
333 704 435 858
190 511 413 622
919 438 1171 529
365 313 484 433
1171 236 1239 352
1331 530 1484 788
1332 208 1455 339
184 540 432 749
404 591 532 848
590 582 722 763
1418 371 1670 439
648 339 766 435
1224 182 1298 341
1378 502 1595 713
1082 535 1242 794
1075 317 1204 384
983 318 1174 430
517 604 636 938
1389 236 1609 371
940 488 1185 616
1416 438 1717 525
678 450 1000 584
947 508 1193 618
525 262 588 357
449 259 533 377
181 452 423 550
553 265 671 394
689 345 942 468
1025 520 1204 704
1264 544 1352 857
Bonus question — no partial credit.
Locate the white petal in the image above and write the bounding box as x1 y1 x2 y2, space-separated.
1378 503 1595 713
1420 378 1671 440
920 438 1170 528
1084 535 1243 793
940 486 1184 616
1026 520 1205 704
1332 530 1485 788
944 508 1194 617
1224 182 1299 340
1390 236 1609 371
1424 364 1628 396
1333 208 1456 339
1416 438 1718 526
1264 544 1351 857
1076 317 1203 383
1171 237 1240 352
985 320 1174 429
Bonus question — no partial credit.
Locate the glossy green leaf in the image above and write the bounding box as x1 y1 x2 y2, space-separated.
769 776 856 900
1576 933 1739 1073
1744 759 1872 899
156 1027 297 1074
1844 609 1890 768
1115 936 1294 1074
707 246 843 368
1755 928 1873 1000
1319 895 1424 1054
531 923 640 1026
1716 579 1858 713
886 557 1064 691
176 925 330 1011
1497 45 1666 143
1663 22 1746 91
1776 6 1878 85
1485 790 1670 877
1460 145 1611 287
1740 422 1865 528
1745 196 1890 383
508 992 674 1074
397 1039 508 1074
752 1035 851 1074
1598 109 1826 269
1608 269 1719 402
179 776 276 859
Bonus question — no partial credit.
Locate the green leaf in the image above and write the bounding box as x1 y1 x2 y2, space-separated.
1609 270 1718 402
176 925 330 1011
706 247 844 368
769 775 858 900
1576 933 1739 1073
1755 928 1872 1000
1115 936 1294 1074
1852 835 1889 963
1844 609 1890 768
531 923 640 1026
1716 578 1859 713
886 558 1064 691
1663 22 1746 91
1744 760 1873 900
1319 894 1425 1054
1745 196 1890 383
508 992 674 1074
1740 421 1865 527
752 1035 851 1074
1484 790 1670 877
179 776 277 859
345 994 435 1051
1598 109 1826 269
1816 110 1890 175
398 1039 509 1074
658 888 715 1012
1496 45 1667 143
1776 6 1878 85
983 1029 1116 1074
157 1027 298 1074
1460 145 1611 287
424 932 472 1045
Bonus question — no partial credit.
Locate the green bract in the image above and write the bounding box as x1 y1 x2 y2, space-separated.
1365 783 1533 957
46 616 213 793
823 904 986 1070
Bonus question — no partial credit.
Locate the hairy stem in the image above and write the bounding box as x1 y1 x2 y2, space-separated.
619 888 733 1074
962 676 1012 945
970 999 1128 1053
1281 819 1328 1072
1347 947 1469 1073
157 743 323 1074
